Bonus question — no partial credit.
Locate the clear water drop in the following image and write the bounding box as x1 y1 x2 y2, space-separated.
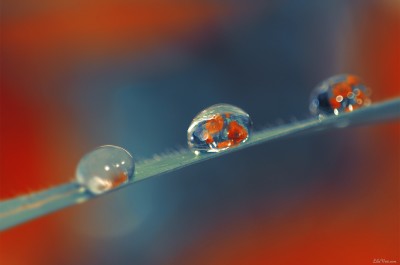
309 74 372 117
76 145 135 194
187 104 253 154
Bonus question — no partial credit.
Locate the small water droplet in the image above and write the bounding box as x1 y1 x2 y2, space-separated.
187 104 253 154
309 74 372 117
76 145 135 194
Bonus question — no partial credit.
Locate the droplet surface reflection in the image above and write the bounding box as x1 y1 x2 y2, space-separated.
187 104 253 154
309 74 371 117
76 145 135 194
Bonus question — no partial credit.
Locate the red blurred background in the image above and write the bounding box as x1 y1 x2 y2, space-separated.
1 1 399 265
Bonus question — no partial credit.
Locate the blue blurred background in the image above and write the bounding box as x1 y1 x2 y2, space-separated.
1 1 399 264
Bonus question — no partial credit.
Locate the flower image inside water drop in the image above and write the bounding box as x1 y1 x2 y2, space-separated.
76 145 135 194
187 104 253 154
309 74 372 117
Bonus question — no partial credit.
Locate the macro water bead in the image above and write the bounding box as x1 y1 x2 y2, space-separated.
187 104 253 154
309 74 371 117
76 145 135 194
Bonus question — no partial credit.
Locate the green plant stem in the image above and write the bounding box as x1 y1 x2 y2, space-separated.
1 97 399 231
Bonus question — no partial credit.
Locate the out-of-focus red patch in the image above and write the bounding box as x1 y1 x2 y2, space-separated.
332 83 352 97
0 87 47 199
346 75 360 86
205 115 225 134
217 140 232 149
2 2 232 70
329 97 342 110
227 121 248 144
111 172 128 188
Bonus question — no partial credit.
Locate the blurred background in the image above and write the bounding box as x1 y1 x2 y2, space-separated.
0 1 399 264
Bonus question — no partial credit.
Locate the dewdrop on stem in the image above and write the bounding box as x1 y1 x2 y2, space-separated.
187 104 253 155
309 74 371 118
76 145 135 194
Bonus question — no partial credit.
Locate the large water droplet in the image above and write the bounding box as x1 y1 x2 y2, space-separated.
76 145 135 194
309 74 371 117
187 104 252 154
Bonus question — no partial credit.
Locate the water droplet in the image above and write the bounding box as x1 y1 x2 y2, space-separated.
309 74 371 117
187 104 252 154
76 145 135 194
